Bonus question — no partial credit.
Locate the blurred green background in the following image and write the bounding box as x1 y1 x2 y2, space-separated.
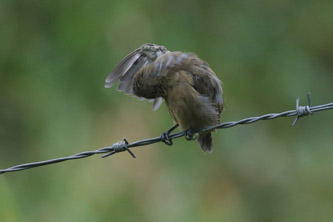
1 0 333 221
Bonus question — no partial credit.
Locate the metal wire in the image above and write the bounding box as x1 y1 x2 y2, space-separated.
1 93 332 175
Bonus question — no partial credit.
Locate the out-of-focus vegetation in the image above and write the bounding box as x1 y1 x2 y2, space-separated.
1 0 333 221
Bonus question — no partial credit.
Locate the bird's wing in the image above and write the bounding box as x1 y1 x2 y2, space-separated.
105 47 164 111
156 52 224 115
190 62 224 116
105 47 142 89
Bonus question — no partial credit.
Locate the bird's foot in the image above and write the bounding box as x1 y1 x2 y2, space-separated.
185 129 198 141
161 124 179 146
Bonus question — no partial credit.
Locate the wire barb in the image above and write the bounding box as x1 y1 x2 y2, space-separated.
1 93 333 175
101 138 136 158
160 124 179 146
292 92 314 126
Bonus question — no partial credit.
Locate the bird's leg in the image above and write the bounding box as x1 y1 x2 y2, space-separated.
185 129 198 141
161 124 179 146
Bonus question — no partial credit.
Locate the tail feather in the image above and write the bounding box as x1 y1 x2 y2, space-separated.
198 133 213 153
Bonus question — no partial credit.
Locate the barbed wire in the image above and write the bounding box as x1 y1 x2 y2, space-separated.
1 93 332 175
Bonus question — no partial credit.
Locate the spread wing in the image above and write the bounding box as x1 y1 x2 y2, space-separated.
105 47 164 111
105 47 142 89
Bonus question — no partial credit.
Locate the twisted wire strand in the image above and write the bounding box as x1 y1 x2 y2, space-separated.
1 94 332 175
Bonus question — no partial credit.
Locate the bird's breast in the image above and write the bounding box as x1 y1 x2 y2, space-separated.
165 80 219 130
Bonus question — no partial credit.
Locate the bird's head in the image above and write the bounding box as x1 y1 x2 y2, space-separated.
140 43 167 61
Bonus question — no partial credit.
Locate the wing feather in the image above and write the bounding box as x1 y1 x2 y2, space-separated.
191 65 224 116
117 56 148 95
152 97 164 111
105 44 169 111
105 48 141 88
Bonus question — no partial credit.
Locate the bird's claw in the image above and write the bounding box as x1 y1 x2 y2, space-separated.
185 129 197 141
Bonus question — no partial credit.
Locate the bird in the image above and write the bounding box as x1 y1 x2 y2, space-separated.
105 43 224 153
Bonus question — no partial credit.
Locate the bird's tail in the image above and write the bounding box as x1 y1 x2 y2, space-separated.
198 132 213 153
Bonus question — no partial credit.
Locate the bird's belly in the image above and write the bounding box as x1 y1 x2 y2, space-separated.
165 84 219 130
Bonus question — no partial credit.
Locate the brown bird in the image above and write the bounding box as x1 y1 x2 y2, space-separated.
105 43 224 153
